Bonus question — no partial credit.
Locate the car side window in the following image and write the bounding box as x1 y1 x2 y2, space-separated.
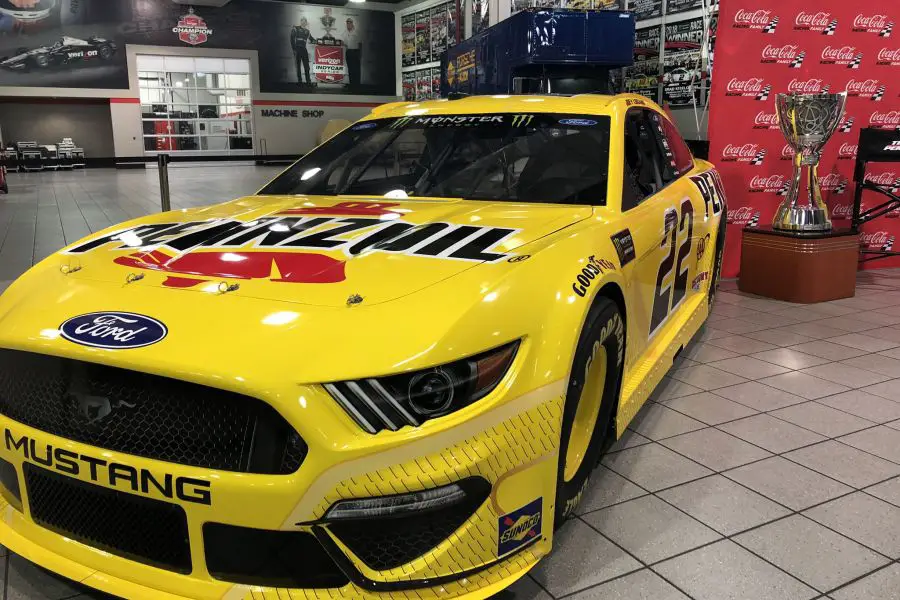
622 109 665 211
650 112 695 183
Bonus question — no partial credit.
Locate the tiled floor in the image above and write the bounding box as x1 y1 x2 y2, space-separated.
2 168 900 600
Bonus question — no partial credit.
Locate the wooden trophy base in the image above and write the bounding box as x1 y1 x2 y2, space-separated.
739 226 858 303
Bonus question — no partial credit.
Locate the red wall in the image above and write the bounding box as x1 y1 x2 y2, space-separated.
709 0 900 277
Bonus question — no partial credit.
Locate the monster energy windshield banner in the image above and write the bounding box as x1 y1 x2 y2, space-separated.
0 0 395 95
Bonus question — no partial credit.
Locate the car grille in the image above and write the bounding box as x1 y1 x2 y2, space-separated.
0 350 305 474
24 464 192 573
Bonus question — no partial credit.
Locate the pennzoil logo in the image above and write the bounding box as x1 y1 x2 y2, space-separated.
498 498 542 557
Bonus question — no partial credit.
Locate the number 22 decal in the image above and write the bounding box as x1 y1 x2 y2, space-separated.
649 199 694 337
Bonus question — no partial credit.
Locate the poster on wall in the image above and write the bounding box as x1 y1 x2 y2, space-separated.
403 71 416 100
624 25 660 100
431 67 441 98
709 0 900 275
0 0 397 95
415 10 431 64
430 5 448 61
472 0 490 35
402 14 416 67
446 1 459 47
666 0 718 16
662 17 704 106
628 0 662 21
416 68 432 99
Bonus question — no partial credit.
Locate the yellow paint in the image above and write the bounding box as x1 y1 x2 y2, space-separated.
0 93 724 599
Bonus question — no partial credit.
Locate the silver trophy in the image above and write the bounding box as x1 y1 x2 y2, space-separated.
773 92 847 232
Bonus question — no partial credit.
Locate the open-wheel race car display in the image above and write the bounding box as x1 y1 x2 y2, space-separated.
0 93 725 599
0 35 116 72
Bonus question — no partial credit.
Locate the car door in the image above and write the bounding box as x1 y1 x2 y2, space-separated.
618 108 697 369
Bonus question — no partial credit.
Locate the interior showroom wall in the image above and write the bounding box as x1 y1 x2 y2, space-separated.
0 0 399 158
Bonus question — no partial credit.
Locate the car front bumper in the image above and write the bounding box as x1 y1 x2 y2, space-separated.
0 378 563 600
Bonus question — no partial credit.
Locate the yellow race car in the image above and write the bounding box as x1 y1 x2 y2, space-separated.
0 94 726 600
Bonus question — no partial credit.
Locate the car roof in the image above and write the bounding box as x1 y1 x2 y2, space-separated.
368 93 664 120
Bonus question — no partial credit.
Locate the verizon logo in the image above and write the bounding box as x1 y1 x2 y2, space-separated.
876 48 900 65
788 78 826 93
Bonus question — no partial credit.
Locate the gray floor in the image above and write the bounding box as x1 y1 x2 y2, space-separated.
2 168 900 600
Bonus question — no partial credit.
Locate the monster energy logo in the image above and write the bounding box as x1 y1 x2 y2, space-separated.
390 117 414 129
511 114 535 127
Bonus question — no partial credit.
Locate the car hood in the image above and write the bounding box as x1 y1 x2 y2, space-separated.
47 194 591 308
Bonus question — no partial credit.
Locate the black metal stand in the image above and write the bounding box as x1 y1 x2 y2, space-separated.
851 128 900 263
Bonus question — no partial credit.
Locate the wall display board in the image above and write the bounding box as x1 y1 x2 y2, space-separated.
402 14 417 67
447 1 459 47
662 17 705 107
511 0 623 13
667 0 718 16
624 25 661 101
628 0 662 21
430 5 448 59
709 0 900 275
0 0 396 95
416 10 431 63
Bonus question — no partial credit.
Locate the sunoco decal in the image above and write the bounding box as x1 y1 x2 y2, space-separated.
610 230 636 267
498 498 542 557
60 312 168 350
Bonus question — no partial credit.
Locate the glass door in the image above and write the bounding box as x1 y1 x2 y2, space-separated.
137 55 254 156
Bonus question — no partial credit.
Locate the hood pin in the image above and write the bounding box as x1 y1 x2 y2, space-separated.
60 264 82 275
347 294 364 307
218 282 240 294
125 273 144 284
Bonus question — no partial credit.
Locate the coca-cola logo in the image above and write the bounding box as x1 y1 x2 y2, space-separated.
762 44 801 60
838 115 855 133
748 174 785 193
821 45 859 62
788 78 824 93
725 77 770 98
838 143 858 159
876 48 900 65
845 79 882 97
753 112 780 129
852 14 891 34
733 9 777 31
860 231 891 247
865 172 899 185
780 144 797 160
728 206 760 226
722 143 763 163
818 173 848 191
832 203 853 219
870 110 900 129
794 11 833 31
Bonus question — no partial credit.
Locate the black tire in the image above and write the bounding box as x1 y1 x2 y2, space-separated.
99 44 113 60
554 298 625 527
34 54 49 69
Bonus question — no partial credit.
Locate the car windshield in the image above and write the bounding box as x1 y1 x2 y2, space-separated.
260 113 612 205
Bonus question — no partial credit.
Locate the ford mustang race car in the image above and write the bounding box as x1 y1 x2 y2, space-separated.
0 94 725 599
0 35 116 71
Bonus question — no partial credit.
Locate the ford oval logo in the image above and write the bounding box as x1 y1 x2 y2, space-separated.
352 122 377 130
60 312 168 350
559 118 598 127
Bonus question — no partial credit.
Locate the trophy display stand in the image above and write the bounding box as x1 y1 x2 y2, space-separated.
739 92 858 303
739 227 859 303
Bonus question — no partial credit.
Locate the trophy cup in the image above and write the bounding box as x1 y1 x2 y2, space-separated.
773 92 847 232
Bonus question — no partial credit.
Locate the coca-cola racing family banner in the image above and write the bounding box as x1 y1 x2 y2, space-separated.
708 1 900 276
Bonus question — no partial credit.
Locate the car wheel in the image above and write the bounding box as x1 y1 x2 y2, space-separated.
99 45 113 60
34 55 49 68
708 217 726 309
554 298 624 528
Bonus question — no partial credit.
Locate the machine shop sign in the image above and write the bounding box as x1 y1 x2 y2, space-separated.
173 9 213 46
260 109 326 119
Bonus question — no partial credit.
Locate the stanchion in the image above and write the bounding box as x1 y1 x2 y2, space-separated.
157 153 171 212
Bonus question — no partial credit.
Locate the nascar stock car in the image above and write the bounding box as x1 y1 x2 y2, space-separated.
0 94 725 599
0 35 116 72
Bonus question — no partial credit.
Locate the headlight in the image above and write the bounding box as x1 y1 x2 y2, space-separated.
325 341 519 433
